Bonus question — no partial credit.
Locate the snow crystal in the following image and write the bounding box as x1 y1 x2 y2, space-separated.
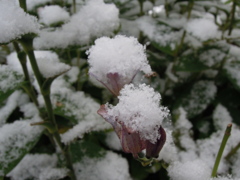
0 0 40 43
87 35 152 87
213 104 232 131
105 131 122 151
8 154 68 180
0 120 43 176
106 83 169 143
34 0 119 49
168 160 211 180
185 18 219 41
73 151 131 180
38 5 70 26
0 65 23 93
0 91 28 126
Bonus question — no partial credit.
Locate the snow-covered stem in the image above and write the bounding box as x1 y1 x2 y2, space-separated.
228 0 237 35
12 41 39 107
211 124 232 177
225 141 240 161
19 37 77 180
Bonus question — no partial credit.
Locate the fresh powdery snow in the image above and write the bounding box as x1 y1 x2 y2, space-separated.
73 151 131 180
168 160 212 180
0 0 40 43
0 120 43 176
34 0 119 49
25 0 51 11
106 83 169 143
87 35 152 87
7 51 70 78
38 5 70 26
213 104 232 131
185 18 219 41
8 154 68 180
0 65 23 93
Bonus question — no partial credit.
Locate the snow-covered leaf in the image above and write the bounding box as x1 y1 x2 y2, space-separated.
0 65 24 103
0 120 43 175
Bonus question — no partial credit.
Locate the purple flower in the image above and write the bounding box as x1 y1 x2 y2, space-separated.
98 104 166 159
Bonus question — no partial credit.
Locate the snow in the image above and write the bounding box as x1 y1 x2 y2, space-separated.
199 49 226 67
105 131 122 151
0 0 40 43
0 91 28 126
38 5 70 26
213 104 232 131
0 120 43 176
34 0 119 49
0 65 23 93
87 35 152 89
106 83 169 143
185 18 219 41
7 51 70 78
181 80 217 118
168 160 212 180
26 0 51 11
8 154 68 180
73 151 131 180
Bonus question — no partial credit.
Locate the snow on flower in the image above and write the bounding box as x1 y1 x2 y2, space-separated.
98 84 169 158
87 35 152 96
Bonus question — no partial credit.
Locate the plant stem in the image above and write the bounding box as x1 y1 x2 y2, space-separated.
138 0 144 16
228 0 236 36
19 37 77 180
18 0 27 12
225 141 240 161
13 42 39 107
72 0 76 13
211 124 232 177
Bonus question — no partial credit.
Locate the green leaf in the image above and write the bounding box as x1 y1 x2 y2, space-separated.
151 41 175 56
224 61 240 92
0 120 43 175
174 80 217 118
0 65 24 103
174 55 209 72
69 139 106 163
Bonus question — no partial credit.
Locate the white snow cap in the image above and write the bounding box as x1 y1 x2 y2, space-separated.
87 35 152 85
0 0 40 43
38 5 70 26
34 0 119 49
106 83 169 143
185 18 219 41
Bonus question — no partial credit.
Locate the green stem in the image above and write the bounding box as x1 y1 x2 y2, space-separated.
138 0 144 16
165 0 169 18
228 0 236 36
211 124 232 177
18 0 27 12
72 0 76 13
19 37 77 180
225 141 240 161
13 42 39 107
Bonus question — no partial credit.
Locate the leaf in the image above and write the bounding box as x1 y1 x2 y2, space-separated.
0 65 24 103
174 55 209 72
0 120 43 175
224 61 240 92
151 41 175 56
174 80 217 118
69 139 106 163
